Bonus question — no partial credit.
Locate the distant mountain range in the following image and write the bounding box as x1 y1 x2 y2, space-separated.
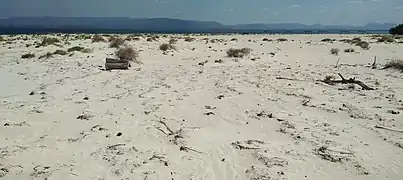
0 17 397 34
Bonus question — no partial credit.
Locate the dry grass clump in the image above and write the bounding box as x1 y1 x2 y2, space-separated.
322 38 335 42
383 60 403 72
377 35 395 43
0 36 4 41
355 41 370 49
67 46 85 52
169 38 178 44
53 49 68 55
344 48 355 53
109 37 125 48
262 38 272 41
159 43 176 51
92 34 106 43
226 48 251 58
184 37 195 42
115 45 139 61
39 52 53 59
21 53 35 59
277 38 288 42
146 36 159 42
230 38 238 41
330 48 340 55
39 37 61 47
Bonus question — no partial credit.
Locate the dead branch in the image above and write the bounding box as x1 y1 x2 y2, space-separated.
158 120 174 135
335 58 340 68
372 56 377 69
375 125 403 133
180 146 202 153
320 73 374 90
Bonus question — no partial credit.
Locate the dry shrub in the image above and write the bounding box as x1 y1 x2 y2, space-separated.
53 49 68 55
115 45 139 61
0 36 4 41
277 38 288 42
184 37 195 42
40 37 60 46
159 43 176 51
383 60 403 72
226 48 251 58
21 53 35 59
39 52 53 59
262 38 271 41
92 34 106 43
109 38 125 48
355 41 370 49
377 35 395 43
169 38 178 44
330 48 340 55
322 38 335 42
344 48 355 53
231 38 238 41
67 46 85 52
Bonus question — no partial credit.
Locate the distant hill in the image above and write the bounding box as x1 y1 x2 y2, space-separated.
0 17 396 34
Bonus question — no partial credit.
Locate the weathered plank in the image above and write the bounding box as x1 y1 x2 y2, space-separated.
105 62 129 70
106 58 129 63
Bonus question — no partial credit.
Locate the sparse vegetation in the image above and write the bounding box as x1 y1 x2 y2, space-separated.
115 45 139 61
277 38 288 42
92 34 106 43
262 38 271 41
184 37 195 42
0 36 4 41
389 23 403 35
330 48 340 55
53 49 68 55
344 48 355 53
355 41 370 49
230 38 238 41
39 52 54 59
159 43 176 51
169 38 178 44
383 60 403 72
67 46 85 52
322 38 335 42
226 48 251 58
377 35 395 43
21 53 35 59
39 37 60 46
109 38 125 48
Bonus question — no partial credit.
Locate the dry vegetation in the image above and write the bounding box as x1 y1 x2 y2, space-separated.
184 37 195 42
377 35 395 43
383 60 403 72
159 43 176 51
344 48 355 53
330 48 340 55
21 53 35 59
92 34 106 43
109 38 125 48
226 48 251 58
115 45 139 61
38 37 61 47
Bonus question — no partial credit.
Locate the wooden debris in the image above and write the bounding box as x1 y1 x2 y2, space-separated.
375 125 403 133
105 58 130 70
321 73 374 90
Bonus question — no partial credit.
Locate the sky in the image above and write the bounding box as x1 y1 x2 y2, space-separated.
0 0 402 25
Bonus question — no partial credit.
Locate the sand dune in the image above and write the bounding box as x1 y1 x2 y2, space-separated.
1 34 403 180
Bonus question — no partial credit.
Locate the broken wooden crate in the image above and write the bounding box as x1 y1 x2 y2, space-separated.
105 58 130 70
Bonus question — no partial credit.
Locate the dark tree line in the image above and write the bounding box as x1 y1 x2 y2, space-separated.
390 24 403 35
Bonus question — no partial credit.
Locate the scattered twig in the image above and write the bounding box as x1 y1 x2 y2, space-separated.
372 56 377 69
320 73 374 90
335 58 340 68
180 146 202 154
375 125 403 133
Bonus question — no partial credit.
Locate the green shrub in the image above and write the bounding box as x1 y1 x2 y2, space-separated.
377 35 395 43
39 52 53 59
390 23 403 35
330 48 340 55
184 37 195 42
277 38 288 42
40 37 60 46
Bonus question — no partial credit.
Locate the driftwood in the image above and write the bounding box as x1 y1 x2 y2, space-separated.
375 125 403 133
321 73 374 90
105 58 129 70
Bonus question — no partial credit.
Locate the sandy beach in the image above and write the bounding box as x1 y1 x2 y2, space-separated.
1 34 403 180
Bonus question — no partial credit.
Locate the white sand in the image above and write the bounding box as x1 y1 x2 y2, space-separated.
1 34 403 180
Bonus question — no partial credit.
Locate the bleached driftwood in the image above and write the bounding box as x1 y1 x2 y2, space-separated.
105 58 129 70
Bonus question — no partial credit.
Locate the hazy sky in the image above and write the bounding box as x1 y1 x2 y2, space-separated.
1 0 402 25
